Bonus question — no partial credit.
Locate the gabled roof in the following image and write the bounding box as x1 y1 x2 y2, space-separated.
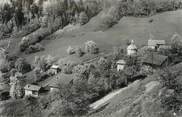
24 84 41 91
116 60 126 64
51 65 60 69
142 53 168 66
148 40 166 46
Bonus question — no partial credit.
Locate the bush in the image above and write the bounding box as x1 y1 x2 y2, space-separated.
75 47 84 57
159 68 182 112
34 55 55 72
19 36 30 52
171 33 182 55
79 12 89 25
58 59 78 74
73 64 90 82
66 46 75 55
85 40 99 54
15 58 31 74
25 43 44 54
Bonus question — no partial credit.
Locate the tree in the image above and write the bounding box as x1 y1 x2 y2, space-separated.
85 40 99 54
24 96 42 117
79 11 89 25
15 58 31 74
14 7 25 31
171 32 182 55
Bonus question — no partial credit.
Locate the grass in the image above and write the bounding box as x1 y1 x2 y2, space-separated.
19 10 182 65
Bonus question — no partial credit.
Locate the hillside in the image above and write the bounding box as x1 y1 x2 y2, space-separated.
21 10 182 63
1 0 182 117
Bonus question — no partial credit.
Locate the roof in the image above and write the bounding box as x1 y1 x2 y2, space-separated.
116 60 126 64
142 53 168 66
24 84 41 91
127 44 137 50
51 65 60 69
148 40 166 46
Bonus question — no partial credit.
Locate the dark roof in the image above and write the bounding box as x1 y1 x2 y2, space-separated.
24 84 41 91
142 53 168 66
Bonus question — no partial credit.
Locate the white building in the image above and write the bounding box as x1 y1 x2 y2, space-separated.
148 39 166 50
116 60 126 71
50 65 61 75
127 40 137 56
24 84 41 97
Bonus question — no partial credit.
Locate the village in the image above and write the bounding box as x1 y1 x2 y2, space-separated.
0 32 180 101
0 0 182 117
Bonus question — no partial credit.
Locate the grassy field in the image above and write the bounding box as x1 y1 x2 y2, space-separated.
19 10 182 64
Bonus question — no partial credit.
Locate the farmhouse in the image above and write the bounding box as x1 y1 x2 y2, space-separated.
116 60 126 71
127 40 137 56
142 53 168 68
148 39 166 50
50 65 61 75
24 84 41 97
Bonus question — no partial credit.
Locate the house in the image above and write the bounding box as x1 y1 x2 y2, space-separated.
142 53 168 68
127 40 138 56
24 84 41 97
116 60 126 71
50 65 61 75
148 39 166 50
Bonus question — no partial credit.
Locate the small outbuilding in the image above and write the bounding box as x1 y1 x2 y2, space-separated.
116 60 126 71
24 84 41 97
50 65 61 75
142 53 168 68
148 39 166 50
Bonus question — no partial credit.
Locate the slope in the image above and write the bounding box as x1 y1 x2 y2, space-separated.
23 10 182 63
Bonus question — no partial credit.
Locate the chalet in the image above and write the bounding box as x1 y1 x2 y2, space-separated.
127 40 138 56
116 60 126 71
24 84 41 97
142 53 168 68
148 39 166 50
50 65 61 75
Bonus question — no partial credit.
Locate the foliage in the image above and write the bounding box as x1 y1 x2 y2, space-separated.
73 64 90 82
15 58 31 74
58 59 77 74
85 40 99 54
53 82 90 116
159 68 182 112
67 46 75 55
25 43 44 54
1 99 26 117
75 46 84 57
79 12 89 25
34 55 55 72
19 36 30 52
170 33 182 55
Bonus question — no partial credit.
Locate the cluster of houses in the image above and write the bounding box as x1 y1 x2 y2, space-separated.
25 38 171 98
0 36 171 99
116 38 169 71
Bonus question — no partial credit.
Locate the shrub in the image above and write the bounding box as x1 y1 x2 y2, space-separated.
171 33 182 55
79 12 89 25
73 64 90 82
15 58 31 74
66 46 75 55
75 47 84 57
58 59 77 74
34 55 55 72
159 68 182 112
85 40 99 54
25 43 44 54
19 36 30 52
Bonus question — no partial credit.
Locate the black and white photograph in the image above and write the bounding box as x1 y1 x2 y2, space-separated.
0 0 182 117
